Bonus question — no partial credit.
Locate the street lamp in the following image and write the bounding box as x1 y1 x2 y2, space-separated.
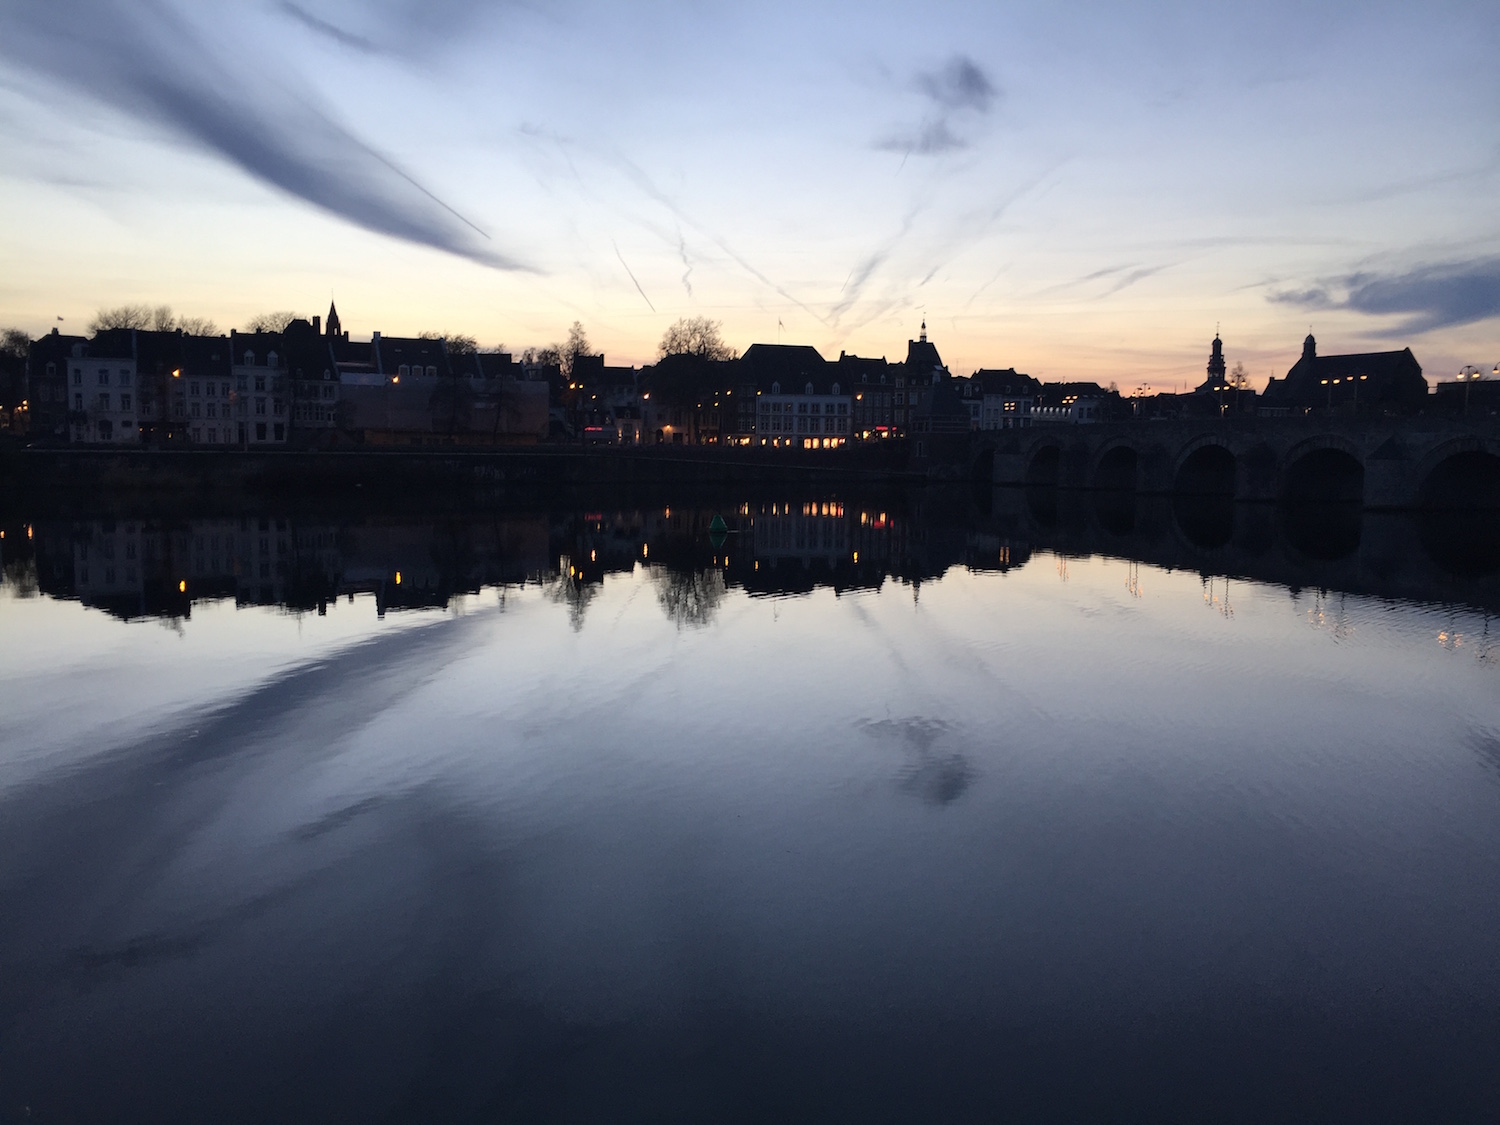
1457 365 1484 415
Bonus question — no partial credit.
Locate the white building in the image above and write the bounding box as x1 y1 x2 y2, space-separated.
67 346 139 445
229 338 289 445
755 379 852 448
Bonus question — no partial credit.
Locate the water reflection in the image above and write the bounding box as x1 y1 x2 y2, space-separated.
4 488 1498 626
2 488 1500 1122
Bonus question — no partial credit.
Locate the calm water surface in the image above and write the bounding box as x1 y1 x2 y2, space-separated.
1 494 1498 1123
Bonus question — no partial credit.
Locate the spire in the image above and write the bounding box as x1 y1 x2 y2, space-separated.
326 300 341 339
919 318 927 343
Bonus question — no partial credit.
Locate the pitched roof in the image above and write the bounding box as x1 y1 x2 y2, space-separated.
740 343 827 382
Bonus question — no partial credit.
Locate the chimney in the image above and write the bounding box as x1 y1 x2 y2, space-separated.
313 315 321 334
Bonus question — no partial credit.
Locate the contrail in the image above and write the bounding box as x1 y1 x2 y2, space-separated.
614 242 656 312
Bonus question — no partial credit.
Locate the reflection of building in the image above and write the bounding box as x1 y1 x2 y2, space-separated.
752 501 850 565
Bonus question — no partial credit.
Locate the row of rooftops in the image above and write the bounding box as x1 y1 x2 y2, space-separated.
28 302 1430 409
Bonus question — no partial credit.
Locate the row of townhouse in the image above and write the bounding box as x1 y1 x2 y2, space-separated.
20 303 1125 449
24 303 550 447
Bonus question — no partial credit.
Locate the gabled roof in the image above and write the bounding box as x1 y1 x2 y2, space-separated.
905 337 944 373
972 368 1040 397
376 336 451 379
837 353 889 382
739 343 827 387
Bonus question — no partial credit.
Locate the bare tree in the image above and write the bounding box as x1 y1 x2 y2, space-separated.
89 304 216 334
0 329 28 359
659 316 735 361
90 304 155 332
243 311 305 333
564 321 591 370
419 331 478 354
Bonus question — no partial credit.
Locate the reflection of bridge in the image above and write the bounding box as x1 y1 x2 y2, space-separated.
985 488 1500 614
986 418 1500 508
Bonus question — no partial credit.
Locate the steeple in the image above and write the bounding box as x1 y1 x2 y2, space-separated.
1302 332 1316 361
326 300 341 339
1207 332 1226 382
919 318 928 343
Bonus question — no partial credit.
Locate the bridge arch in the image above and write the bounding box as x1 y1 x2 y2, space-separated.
1090 440 1140 492
1173 436 1237 496
1280 435 1365 504
1025 442 1062 487
1416 436 1500 510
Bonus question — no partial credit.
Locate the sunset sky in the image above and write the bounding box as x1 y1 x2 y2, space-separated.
1 0 1497 389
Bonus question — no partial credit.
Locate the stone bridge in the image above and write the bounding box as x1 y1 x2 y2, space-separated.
984 417 1500 509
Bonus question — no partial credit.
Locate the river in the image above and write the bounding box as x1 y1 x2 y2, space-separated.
1 488 1497 1122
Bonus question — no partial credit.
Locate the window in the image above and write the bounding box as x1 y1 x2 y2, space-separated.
399 365 410 378
805 382 814 395
121 394 132 411
256 423 267 441
206 382 215 398
46 362 56 378
266 351 277 367
98 420 113 440
321 386 334 400
273 399 284 416
98 369 110 386
426 366 437 377
208 428 217 444
273 423 285 441
120 371 132 387
73 367 82 385
831 383 840 395
221 382 230 397
71 392 83 409
98 393 110 410
206 403 217 419
254 375 266 392
771 382 780 395
191 402 201 418
190 381 200 396
255 399 266 415
838 402 848 415
797 402 808 414
244 351 255 366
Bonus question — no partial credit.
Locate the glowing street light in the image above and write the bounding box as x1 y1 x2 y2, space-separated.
1457 365 1485 415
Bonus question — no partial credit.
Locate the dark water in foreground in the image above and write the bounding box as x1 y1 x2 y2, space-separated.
1 489 1498 1123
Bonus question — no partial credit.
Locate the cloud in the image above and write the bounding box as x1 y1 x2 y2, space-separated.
876 54 998 160
0 0 527 270
1270 259 1500 333
876 120 967 156
917 56 997 113
276 1 379 52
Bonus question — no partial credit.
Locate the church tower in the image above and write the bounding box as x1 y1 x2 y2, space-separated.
325 300 342 339
1207 333 1226 385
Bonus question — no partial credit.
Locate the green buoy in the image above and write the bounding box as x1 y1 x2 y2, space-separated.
709 514 728 534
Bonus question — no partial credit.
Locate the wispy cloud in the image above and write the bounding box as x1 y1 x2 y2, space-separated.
917 56 997 113
0 0 527 270
1270 258 1500 333
876 53 999 159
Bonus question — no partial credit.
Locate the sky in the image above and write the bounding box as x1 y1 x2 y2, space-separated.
0 0 1497 390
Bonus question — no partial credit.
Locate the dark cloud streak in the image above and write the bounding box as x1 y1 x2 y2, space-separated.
1271 259 1500 333
0 0 526 270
